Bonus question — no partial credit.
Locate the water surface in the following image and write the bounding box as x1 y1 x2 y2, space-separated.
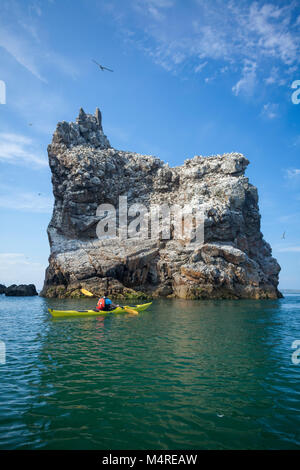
0 295 299 449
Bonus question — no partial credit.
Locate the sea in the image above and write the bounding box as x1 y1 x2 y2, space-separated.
0 294 299 449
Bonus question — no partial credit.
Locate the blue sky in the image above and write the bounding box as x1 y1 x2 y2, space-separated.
0 0 299 289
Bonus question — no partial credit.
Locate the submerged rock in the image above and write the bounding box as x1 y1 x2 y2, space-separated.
41 108 282 300
5 284 38 297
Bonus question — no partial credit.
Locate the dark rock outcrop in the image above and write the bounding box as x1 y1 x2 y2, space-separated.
41 108 282 300
0 284 6 294
5 284 38 297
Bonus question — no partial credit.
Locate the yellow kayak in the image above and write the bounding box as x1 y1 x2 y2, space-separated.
48 302 152 318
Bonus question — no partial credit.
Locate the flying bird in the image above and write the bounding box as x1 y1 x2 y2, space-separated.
92 59 113 72
281 231 286 240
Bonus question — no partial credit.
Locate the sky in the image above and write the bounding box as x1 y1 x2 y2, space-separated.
0 0 299 290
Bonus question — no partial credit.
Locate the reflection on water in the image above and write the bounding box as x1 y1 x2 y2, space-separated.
0 295 299 449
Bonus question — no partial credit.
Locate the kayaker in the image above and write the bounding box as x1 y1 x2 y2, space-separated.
96 292 119 311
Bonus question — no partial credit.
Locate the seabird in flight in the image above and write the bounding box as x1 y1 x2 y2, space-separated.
92 59 113 72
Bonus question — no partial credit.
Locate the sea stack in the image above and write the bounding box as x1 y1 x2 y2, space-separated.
41 108 281 299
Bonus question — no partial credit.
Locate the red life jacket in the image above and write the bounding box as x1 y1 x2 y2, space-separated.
97 297 106 310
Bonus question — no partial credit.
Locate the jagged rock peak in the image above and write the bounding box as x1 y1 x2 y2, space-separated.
52 107 111 149
77 107 86 121
95 107 102 126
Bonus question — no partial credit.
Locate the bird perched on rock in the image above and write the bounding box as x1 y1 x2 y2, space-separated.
92 59 113 72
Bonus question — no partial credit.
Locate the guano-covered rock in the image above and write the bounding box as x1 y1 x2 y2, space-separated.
41 108 281 300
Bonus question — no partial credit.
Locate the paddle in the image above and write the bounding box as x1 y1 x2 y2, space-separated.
81 288 95 297
80 288 139 315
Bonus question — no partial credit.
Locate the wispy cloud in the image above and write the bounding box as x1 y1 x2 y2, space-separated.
232 60 257 96
242 2 298 64
264 66 287 86
0 25 46 82
134 0 174 21
0 133 47 167
285 168 300 179
103 0 300 95
0 0 78 82
194 61 208 73
261 102 279 119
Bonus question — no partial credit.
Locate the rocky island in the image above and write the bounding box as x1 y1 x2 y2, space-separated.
1 284 38 296
41 108 281 300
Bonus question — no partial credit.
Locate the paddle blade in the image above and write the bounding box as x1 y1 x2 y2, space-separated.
81 288 95 297
123 307 139 315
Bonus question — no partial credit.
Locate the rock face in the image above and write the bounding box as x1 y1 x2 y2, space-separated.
41 108 282 300
5 284 38 296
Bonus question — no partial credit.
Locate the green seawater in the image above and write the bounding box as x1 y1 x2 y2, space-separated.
0 295 299 449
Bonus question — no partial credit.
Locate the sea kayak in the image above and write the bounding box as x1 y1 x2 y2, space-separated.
48 302 152 318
